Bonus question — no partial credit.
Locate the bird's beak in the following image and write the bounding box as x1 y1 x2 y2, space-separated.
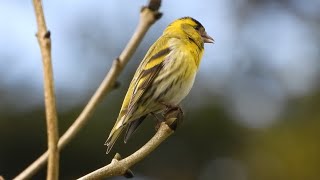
201 31 214 43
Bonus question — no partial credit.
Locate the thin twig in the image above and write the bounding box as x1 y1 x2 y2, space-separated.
32 0 59 180
14 0 162 179
78 122 173 180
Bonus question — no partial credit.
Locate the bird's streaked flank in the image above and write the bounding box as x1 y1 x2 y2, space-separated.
105 17 214 153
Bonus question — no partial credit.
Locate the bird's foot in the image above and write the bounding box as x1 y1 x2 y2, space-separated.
160 103 184 131
153 102 184 131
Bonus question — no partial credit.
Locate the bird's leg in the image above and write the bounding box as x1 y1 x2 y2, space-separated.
151 112 162 121
151 112 164 131
159 102 184 131
159 102 174 110
159 102 183 115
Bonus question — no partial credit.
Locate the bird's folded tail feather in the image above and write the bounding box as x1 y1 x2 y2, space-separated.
105 127 124 154
124 115 147 143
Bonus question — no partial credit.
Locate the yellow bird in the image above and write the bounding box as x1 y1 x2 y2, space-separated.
105 17 214 153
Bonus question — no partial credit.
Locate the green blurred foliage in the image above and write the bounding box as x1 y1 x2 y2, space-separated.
242 92 320 180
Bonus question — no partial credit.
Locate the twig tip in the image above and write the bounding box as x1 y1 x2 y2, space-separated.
114 153 122 160
147 0 161 11
44 30 51 38
154 12 163 20
123 169 134 178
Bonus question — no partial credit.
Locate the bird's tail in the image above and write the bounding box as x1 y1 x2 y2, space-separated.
105 126 124 154
105 115 127 154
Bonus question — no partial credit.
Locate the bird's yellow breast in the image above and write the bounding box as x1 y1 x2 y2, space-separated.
168 37 204 69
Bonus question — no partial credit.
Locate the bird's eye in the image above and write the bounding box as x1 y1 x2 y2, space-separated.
194 25 201 31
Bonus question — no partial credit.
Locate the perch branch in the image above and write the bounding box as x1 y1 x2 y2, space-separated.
78 106 182 180
14 0 162 179
78 123 173 180
32 0 59 180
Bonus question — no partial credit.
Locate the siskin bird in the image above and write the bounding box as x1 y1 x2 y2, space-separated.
105 17 214 153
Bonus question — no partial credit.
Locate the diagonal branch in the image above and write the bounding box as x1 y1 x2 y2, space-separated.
77 107 182 180
32 0 59 180
78 123 173 180
14 0 162 179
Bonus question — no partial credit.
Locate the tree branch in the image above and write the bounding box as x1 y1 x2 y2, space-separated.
78 123 173 180
78 106 182 180
14 0 162 179
32 0 59 180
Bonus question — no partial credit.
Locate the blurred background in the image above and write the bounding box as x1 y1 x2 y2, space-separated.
1 0 320 179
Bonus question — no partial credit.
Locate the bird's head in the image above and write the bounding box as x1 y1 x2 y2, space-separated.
164 17 214 45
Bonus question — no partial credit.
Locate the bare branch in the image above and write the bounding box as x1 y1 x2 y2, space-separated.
78 123 173 180
32 0 59 180
14 0 162 179
78 107 182 180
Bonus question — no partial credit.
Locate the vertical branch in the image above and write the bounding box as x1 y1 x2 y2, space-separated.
32 1 59 180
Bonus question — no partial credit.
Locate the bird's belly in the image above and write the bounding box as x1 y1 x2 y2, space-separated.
153 61 197 106
166 74 195 106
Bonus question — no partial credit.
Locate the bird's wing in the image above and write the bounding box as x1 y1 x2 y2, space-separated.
119 36 171 126
105 36 171 151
